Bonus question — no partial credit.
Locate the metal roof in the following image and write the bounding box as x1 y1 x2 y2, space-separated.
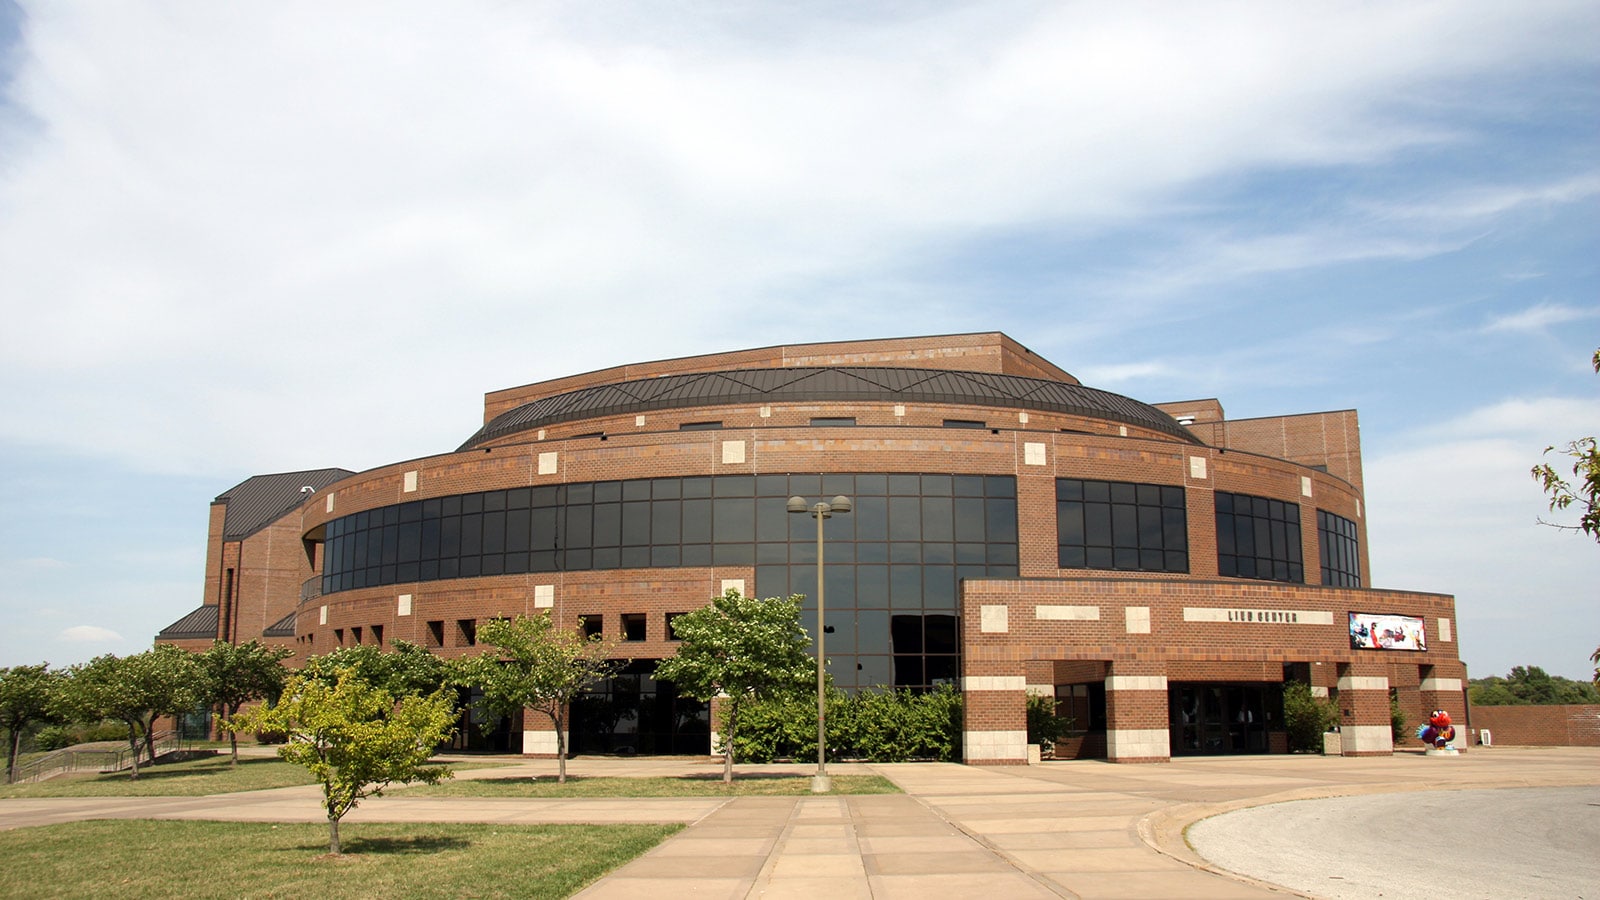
460 366 1202 450
215 468 354 540
263 611 297 638
155 605 219 641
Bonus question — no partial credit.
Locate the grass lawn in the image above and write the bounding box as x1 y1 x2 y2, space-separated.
0 819 679 899
412 773 902 797
0 753 521 799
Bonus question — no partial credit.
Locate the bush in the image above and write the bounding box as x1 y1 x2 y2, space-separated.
1025 694 1069 755
1390 693 1408 743
1282 681 1337 752
731 685 963 763
32 721 128 751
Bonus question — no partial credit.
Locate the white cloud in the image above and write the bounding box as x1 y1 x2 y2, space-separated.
59 624 123 643
1366 396 1600 680
1482 302 1596 334
0 1 1595 476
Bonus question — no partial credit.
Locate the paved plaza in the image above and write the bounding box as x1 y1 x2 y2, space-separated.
2 747 1597 898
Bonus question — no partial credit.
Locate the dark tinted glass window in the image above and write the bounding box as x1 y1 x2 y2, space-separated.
1055 479 1187 573
1216 491 1304 583
1317 509 1362 587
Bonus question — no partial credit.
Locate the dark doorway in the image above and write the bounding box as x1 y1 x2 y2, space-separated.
570 660 710 755
1169 683 1281 755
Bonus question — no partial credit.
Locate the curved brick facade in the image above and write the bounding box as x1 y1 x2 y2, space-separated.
160 333 1465 762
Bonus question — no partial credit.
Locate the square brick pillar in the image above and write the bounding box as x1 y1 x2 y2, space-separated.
1419 664 1468 751
521 706 564 758
1336 662 1393 756
1105 663 1169 763
963 673 1029 765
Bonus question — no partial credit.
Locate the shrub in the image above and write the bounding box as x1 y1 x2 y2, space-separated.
1025 694 1069 755
1282 681 1337 752
1390 692 1408 743
731 685 963 763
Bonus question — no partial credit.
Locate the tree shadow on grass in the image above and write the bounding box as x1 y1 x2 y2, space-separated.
679 773 800 782
324 835 472 856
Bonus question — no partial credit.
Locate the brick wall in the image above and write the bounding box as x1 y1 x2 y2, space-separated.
1470 705 1600 747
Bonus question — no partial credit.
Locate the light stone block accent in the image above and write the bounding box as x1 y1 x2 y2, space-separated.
964 730 1028 761
894 404 905 417
1106 675 1168 691
1311 686 1330 698
537 429 547 440
1337 675 1390 691
1189 456 1207 479
1119 425 1128 436
403 470 418 492
962 676 1027 691
537 451 558 475
534 584 555 608
320 605 328 625
397 594 412 617
1107 728 1170 759
1182 608 1335 625
635 415 646 426
1018 412 1029 424
722 440 746 464
1024 442 1046 466
1301 475 1313 497
1025 683 1054 697
721 578 745 596
522 729 569 756
1340 725 1393 754
1125 606 1151 634
1440 618 1452 642
760 405 771 418
980 604 1009 633
1036 605 1100 621
1420 678 1463 692
325 494 335 513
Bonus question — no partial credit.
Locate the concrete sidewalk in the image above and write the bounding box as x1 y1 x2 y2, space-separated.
2 747 1597 899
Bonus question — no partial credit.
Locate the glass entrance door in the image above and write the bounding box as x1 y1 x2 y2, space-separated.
1169 683 1277 755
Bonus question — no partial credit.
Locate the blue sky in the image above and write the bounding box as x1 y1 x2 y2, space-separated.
1 1 1595 679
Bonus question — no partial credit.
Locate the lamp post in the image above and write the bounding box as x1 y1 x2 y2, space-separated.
787 494 851 793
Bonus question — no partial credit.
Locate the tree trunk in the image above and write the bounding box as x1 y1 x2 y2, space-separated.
6 728 20 785
125 723 141 780
145 716 159 766
226 706 239 768
327 813 341 855
722 710 735 784
556 718 567 784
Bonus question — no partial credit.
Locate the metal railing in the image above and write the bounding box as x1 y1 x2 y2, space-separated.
7 730 191 784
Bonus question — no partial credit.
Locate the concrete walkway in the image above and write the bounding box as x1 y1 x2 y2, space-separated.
2 747 1597 899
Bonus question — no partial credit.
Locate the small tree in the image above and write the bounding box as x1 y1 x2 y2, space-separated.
1531 347 1599 680
654 589 812 783
197 640 292 767
458 613 623 783
56 647 199 779
1282 681 1338 752
1025 693 1068 757
1 664 62 783
230 671 455 855
298 641 452 698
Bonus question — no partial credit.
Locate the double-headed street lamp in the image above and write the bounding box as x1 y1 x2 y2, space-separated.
787 494 851 793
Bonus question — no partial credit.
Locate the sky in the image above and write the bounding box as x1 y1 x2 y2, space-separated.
0 1 1595 680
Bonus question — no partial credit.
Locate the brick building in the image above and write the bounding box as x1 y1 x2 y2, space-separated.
156 333 1467 763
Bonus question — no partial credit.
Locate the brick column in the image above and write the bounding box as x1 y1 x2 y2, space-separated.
1419 664 1468 751
521 705 564 757
1336 662 1393 756
1105 663 1169 763
963 673 1029 765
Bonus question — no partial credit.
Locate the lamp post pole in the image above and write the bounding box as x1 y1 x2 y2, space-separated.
788 494 851 794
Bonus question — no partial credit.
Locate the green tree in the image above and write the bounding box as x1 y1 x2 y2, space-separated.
230 670 455 855
654 589 813 783
197 640 292 767
1531 346 1600 680
457 613 623 783
1469 666 1600 705
1 664 63 783
56 647 200 779
297 641 452 697
1281 681 1338 752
